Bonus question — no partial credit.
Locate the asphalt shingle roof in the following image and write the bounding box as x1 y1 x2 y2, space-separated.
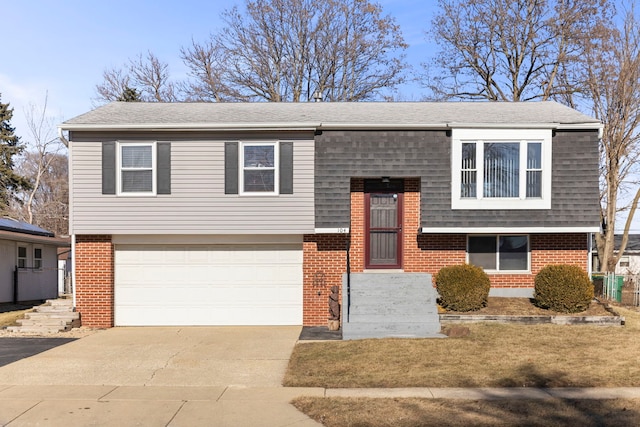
61 101 600 130
0 218 54 237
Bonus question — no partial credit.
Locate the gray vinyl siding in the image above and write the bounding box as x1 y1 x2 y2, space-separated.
315 130 448 228
315 129 600 229
70 132 314 235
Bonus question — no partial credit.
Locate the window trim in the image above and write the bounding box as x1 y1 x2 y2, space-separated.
117 141 157 196
239 141 280 196
467 234 531 273
452 129 552 210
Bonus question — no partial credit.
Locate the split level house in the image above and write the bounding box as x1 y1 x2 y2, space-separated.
59 101 601 329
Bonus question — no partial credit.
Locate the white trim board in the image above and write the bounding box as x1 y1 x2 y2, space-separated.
422 227 599 233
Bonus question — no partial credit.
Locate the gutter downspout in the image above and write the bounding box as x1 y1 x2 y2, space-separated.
346 236 351 323
71 234 76 308
57 127 69 147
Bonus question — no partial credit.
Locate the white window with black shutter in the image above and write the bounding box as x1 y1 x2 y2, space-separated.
102 141 171 196
225 141 293 195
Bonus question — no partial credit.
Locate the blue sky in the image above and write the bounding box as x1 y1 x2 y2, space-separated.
2 0 437 137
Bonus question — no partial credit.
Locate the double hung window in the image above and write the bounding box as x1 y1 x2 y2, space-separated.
240 142 278 194
119 143 155 194
452 129 551 209
34 248 42 270
18 246 27 269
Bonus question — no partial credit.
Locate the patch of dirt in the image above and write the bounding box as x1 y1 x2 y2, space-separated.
444 297 615 316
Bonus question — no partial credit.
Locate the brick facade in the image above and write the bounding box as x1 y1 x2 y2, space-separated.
301 177 591 326
74 235 114 328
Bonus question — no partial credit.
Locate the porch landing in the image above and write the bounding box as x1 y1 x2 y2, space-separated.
342 273 443 340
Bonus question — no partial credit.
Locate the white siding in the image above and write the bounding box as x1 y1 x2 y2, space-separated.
70 138 315 234
1 242 58 303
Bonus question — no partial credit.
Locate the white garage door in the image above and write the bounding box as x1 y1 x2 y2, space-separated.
114 244 302 326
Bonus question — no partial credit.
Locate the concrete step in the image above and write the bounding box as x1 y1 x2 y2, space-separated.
26 312 79 320
17 318 74 327
342 321 444 339
6 325 69 334
342 272 442 340
7 298 80 334
36 305 75 313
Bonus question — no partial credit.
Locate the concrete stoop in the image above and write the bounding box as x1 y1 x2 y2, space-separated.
6 298 80 334
342 273 443 340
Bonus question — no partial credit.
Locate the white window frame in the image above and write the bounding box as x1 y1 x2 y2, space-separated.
117 141 156 196
239 141 279 196
33 246 43 271
467 234 531 273
452 129 552 209
17 245 28 269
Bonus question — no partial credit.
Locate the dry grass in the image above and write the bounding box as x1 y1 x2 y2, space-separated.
292 397 640 427
284 306 640 388
0 306 33 328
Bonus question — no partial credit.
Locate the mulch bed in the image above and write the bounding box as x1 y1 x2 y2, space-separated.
444 297 615 316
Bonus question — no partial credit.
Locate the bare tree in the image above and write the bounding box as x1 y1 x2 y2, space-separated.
94 67 132 105
585 5 640 271
12 93 68 236
180 38 230 102
94 51 180 103
425 0 611 101
182 0 407 102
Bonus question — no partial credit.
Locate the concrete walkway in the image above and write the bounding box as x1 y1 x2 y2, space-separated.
2 385 640 426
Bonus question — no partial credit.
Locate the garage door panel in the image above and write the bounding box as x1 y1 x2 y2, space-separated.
114 244 303 326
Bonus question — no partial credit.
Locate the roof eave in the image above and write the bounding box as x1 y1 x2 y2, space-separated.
58 123 321 132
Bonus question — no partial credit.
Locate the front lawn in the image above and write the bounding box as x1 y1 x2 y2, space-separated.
284 306 640 388
291 397 640 427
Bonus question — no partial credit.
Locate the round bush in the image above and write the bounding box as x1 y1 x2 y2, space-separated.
534 264 594 313
435 264 491 312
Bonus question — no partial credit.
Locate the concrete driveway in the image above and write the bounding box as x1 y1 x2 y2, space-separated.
0 326 324 426
0 326 301 387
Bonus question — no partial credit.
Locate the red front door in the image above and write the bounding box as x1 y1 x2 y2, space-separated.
365 191 403 268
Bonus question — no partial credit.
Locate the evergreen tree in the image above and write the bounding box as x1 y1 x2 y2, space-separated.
0 94 30 215
117 86 142 102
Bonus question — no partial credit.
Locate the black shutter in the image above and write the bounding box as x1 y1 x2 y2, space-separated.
225 142 239 194
102 141 116 195
280 142 293 194
157 142 171 194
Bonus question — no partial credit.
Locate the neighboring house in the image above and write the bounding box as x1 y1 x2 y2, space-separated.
0 218 70 303
591 234 640 275
59 101 601 328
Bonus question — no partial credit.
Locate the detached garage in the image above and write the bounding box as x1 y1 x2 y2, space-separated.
113 243 303 326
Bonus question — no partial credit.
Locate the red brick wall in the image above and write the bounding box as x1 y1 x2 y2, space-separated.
301 177 590 325
303 234 349 325
74 235 114 328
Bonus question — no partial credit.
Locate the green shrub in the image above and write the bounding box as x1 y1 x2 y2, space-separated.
534 264 594 313
435 264 491 312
